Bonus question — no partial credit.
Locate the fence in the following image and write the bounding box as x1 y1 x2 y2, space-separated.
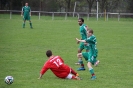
0 10 133 21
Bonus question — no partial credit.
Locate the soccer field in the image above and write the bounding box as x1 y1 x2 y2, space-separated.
0 15 133 88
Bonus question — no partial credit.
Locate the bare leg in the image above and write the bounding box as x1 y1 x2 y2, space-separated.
75 48 83 65
77 53 85 71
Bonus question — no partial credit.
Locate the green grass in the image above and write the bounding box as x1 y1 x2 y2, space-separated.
0 15 133 88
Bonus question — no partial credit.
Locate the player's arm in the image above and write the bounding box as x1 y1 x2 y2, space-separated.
76 38 86 43
29 7 31 16
21 7 23 16
38 62 49 79
85 25 89 31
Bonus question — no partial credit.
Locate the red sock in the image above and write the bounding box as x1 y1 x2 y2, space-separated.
92 73 95 76
81 64 84 67
71 68 77 76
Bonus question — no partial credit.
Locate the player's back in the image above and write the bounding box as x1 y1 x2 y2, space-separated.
47 56 70 78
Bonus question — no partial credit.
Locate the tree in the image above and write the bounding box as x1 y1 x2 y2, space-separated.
107 0 120 12
86 0 95 13
0 0 14 10
98 0 120 12
127 0 133 13
99 0 107 12
65 0 71 12
56 0 76 12
40 0 44 11
56 0 66 12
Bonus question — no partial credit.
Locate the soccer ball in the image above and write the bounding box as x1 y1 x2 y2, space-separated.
4 76 14 84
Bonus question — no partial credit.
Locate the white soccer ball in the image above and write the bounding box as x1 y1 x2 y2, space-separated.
4 76 14 84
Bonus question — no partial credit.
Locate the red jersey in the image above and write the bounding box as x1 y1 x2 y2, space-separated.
40 56 71 78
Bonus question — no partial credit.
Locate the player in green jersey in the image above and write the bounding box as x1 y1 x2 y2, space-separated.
21 3 33 28
76 29 99 80
76 18 89 70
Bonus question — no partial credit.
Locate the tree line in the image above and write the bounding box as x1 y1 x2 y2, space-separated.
0 0 133 13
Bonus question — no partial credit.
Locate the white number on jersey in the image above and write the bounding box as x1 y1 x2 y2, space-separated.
53 59 63 67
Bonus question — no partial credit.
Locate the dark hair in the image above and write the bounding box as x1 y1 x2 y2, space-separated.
78 18 84 22
89 29 93 34
46 50 52 57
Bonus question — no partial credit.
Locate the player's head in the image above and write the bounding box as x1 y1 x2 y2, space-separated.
88 29 93 37
46 50 52 57
25 3 28 6
78 18 84 26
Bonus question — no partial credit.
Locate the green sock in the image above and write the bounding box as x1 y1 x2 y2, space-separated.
89 68 95 76
78 59 84 67
23 23 25 28
30 23 32 28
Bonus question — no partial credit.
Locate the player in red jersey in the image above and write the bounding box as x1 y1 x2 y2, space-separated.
38 50 81 80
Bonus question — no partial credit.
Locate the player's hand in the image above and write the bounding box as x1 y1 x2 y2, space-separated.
76 38 79 41
38 77 41 79
76 38 80 44
77 41 80 44
38 74 42 79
